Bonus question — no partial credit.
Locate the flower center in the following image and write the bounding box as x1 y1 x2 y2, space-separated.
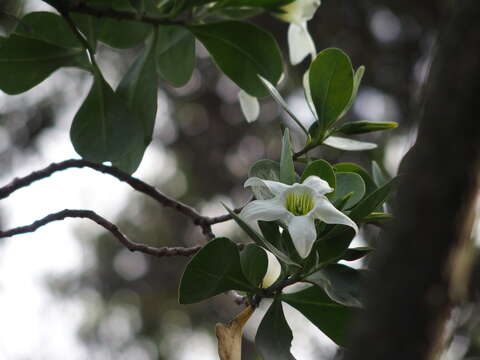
285 190 315 216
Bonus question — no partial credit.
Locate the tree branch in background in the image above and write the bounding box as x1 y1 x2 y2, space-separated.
344 1 480 359
0 159 243 239
0 209 202 258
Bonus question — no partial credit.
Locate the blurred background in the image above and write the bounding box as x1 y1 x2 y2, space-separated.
2 0 478 359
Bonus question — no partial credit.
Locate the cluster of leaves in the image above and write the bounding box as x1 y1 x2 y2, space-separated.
178 49 398 358
0 0 292 172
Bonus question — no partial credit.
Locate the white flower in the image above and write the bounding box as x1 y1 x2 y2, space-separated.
238 90 260 123
262 250 282 288
240 175 358 258
277 0 321 65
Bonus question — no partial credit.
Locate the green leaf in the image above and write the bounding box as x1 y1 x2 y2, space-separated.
341 247 372 261
156 25 195 86
306 264 365 307
248 159 280 199
258 221 282 248
336 121 398 135
224 0 293 9
349 177 398 221
300 159 335 190
98 18 152 48
339 65 364 119
316 227 356 263
70 70 141 170
309 48 354 137
371 161 390 187
280 128 296 185
331 172 365 209
0 34 89 95
71 13 98 50
281 285 357 346
323 136 377 151
179 237 253 304
225 206 301 267
14 12 80 48
240 244 268 287
258 75 304 129
190 21 283 97
256 299 296 360
361 212 392 223
333 162 376 196
115 34 158 173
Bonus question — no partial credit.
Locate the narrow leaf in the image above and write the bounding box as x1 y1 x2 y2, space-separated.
256 300 296 360
280 128 296 185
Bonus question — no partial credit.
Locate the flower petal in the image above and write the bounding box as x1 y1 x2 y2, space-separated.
262 250 282 288
314 197 358 233
238 90 260 123
279 0 322 24
288 23 317 66
285 215 317 258
244 177 290 197
240 198 291 226
302 175 333 195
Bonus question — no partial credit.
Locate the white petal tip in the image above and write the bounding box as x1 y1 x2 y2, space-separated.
238 90 260 123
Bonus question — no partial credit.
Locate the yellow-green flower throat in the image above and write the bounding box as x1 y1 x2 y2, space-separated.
285 191 315 216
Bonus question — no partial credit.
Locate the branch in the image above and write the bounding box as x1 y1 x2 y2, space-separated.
68 3 185 26
0 209 202 258
0 159 241 238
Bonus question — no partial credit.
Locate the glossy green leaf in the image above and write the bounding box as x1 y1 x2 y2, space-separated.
281 285 357 346
179 237 253 304
331 172 365 209
0 34 89 95
323 136 377 151
156 25 195 86
339 65 364 118
240 244 268 287
337 121 398 135
14 12 80 48
258 221 282 248
371 161 390 187
306 264 365 307
300 159 335 190
248 159 280 199
316 227 356 263
70 71 140 169
349 177 398 221
361 212 393 223
333 162 376 196
256 300 296 360
258 75 303 127
308 48 354 136
190 21 283 97
98 18 152 48
224 0 293 9
115 34 158 173
341 247 372 261
71 13 98 50
280 129 296 185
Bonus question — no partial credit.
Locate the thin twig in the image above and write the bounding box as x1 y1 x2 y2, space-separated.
0 159 241 238
0 209 202 258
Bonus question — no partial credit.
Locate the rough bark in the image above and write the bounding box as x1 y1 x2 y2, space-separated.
343 1 480 359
